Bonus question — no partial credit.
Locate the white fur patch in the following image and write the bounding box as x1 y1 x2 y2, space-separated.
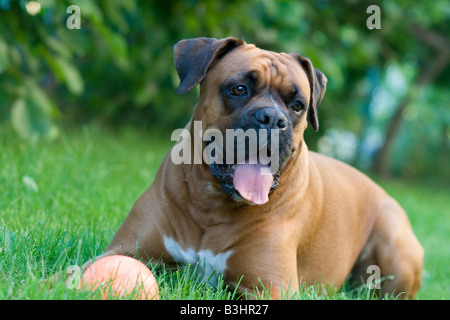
163 235 233 284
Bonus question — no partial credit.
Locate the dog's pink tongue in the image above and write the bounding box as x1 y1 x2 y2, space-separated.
233 163 273 205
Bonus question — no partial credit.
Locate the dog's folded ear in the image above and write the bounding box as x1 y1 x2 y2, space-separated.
174 37 245 95
290 53 327 132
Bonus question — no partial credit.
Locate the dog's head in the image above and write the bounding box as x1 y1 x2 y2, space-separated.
174 37 327 205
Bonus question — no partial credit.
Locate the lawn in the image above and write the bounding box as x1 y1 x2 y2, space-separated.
0 123 448 299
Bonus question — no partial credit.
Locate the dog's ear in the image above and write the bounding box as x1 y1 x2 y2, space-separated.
290 53 327 132
174 37 245 94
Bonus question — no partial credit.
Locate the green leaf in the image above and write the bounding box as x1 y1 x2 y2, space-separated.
11 97 58 140
41 44 84 96
44 36 72 59
11 98 27 137
93 22 129 70
10 80 60 140
72 0 104 22
0 35 10 73
53 57 84 95
24 78 60 118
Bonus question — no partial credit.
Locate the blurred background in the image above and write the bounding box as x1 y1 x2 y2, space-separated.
0 0 449 181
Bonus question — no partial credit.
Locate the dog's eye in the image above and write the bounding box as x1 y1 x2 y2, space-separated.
230 85 247 96
291 101 305 112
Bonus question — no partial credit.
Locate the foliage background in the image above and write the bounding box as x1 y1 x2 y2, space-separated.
0 0 449 178
0 0 449 300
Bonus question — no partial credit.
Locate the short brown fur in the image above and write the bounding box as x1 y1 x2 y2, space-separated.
94 38 423 299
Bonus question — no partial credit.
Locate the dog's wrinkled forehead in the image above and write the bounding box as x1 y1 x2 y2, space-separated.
212 45 311 100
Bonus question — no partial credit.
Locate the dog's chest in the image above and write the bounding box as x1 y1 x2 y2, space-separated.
163 235 233 284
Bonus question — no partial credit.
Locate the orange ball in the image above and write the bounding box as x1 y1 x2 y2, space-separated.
81 255 159 300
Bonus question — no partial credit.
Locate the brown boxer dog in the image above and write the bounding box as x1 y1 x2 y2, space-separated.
98 37 423 299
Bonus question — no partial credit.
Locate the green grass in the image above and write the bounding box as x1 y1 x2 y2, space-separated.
1 123 449 299
374 177 450 300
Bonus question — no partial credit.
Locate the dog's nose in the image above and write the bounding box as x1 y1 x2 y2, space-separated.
253 107 288 130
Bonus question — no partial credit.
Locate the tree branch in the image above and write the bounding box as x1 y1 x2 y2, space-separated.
409 24 450 53
373 25 449 176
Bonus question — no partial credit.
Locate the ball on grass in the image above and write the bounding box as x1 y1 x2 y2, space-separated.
81 255 159 300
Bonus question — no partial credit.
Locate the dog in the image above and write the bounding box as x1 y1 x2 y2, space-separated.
96 37 424 299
